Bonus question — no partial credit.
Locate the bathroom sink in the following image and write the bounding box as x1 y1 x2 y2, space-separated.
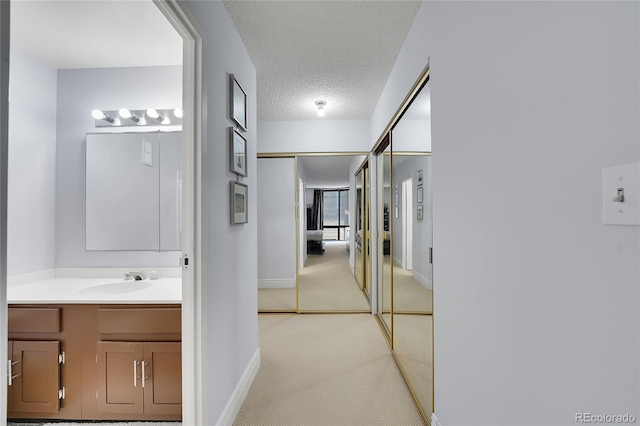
79 280 153 295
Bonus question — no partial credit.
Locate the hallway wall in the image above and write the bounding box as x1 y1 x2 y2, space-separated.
185 1 259 423
373 2 640 425
258 119 370 153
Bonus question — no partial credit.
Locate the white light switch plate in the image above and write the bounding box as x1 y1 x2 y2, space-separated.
602 162 639 226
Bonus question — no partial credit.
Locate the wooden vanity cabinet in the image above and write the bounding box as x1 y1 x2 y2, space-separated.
7 304 181 422
97 341 181 416
8 340 61 414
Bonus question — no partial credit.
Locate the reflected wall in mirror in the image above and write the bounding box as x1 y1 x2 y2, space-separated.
390 81 433 418
378 146 392 336
85 132 182 251
257 157 297 312
297 155 369 312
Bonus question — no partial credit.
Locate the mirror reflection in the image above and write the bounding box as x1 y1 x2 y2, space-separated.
391 83 433 417
379 147 392 335
257 155 370 312
298 155 369 312
85 131 182 251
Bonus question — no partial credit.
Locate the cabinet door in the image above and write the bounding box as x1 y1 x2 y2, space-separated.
10 340 60 413
96 342 144 414
143 342 182 415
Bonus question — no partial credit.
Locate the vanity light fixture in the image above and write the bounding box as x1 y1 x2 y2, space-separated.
118 108 142 124
315 100 326 117
173 108 183 118
91 109 119 125
146 108 170 124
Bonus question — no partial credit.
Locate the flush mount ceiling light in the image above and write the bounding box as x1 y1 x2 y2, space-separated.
118 108 142 124
91 109 119 125
147 108 169 124
315 100 326 117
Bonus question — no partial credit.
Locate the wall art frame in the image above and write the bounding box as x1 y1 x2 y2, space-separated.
230 74 247 131
231 181 248 224
229 127 247 176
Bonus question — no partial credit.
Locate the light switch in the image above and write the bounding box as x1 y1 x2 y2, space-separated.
602 162 639 226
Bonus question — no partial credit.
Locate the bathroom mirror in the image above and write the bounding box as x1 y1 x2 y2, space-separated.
85 131 182 251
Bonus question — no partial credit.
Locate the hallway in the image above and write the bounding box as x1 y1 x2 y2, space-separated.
234 314 425 426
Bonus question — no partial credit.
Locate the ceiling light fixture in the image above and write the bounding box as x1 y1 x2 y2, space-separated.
91 109 118 125
315 100 326 117
147 108 170 124
118 108 141 123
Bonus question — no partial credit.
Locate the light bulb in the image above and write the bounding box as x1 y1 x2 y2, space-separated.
119 108 132 119
315 100 326 117
92 109 106 120
146 108 160 119
174 108 183 118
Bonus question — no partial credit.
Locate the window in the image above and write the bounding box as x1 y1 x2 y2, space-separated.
322 189 349 241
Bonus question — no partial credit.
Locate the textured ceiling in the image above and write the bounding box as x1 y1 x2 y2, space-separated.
224 1 421 121
300 155 364 188
11 0 182 69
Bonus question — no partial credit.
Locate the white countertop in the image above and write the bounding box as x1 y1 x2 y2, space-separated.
8 272 182 304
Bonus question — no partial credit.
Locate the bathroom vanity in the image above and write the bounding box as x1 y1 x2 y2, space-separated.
7 275 182 421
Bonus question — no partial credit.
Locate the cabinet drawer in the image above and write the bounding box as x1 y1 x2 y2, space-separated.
98 308 181 334
8 308 61 333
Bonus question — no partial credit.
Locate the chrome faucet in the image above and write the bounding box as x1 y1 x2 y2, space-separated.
126 271 147 281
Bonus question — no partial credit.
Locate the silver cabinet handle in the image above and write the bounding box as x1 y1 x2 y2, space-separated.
133 361 141 387
8 359 19 386
142 361 148 388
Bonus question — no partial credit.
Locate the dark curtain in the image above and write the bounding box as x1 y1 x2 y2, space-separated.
309 189 322 230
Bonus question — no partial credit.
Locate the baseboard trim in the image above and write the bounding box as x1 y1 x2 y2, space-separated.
258 278 296 289
215 348 261 426
431 412 442 426
412 270 433 290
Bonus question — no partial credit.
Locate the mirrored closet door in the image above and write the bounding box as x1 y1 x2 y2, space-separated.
391 82 433 419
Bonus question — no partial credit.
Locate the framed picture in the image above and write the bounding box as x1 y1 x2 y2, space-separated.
417 170 423 186
231 181 248 224
417 204 424 221
417 187 424 204
230 74 247 131
230 127 247 176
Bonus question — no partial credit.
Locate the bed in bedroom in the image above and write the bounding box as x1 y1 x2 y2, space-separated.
307 230 324 254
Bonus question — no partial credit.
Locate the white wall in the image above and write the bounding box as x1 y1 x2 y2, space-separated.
55 65 182 267
257 157 296 287
258 119 371 153
184 2 259 423
374 2 640 425
391 155 431 288
7 46 57 276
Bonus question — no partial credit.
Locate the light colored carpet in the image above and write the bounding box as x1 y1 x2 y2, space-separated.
258 242 370 312
394 314 433 418
234 314 425 426
259 287 296 312
381 256 432 314
299 242 370 311
8 423 179 426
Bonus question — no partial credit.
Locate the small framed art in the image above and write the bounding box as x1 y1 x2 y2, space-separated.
231 181 248 224
417 170 423 186
417 204 424 221
230 74 247 131
417 186 424 204
230 127 247 176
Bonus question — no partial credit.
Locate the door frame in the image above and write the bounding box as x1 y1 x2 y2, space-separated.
0 1 205 424
153 1 204 424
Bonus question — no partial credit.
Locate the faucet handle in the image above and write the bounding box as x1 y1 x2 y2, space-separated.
124 273 133 281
